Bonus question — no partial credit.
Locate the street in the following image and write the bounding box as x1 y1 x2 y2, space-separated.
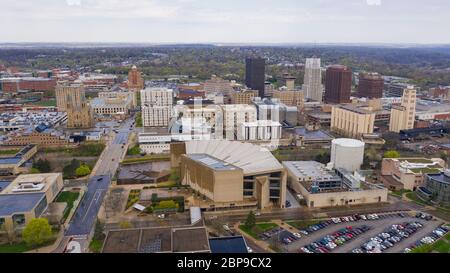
58 117 133 253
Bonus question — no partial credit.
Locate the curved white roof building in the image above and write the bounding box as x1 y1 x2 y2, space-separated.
184 140 283 175
173 140 286 210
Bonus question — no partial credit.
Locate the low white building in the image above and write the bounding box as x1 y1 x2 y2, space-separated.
237 120 282 141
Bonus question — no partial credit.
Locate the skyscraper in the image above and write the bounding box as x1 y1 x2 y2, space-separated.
324 65 352 104
357 72 384 99
303 58 323 102
245 57 265 98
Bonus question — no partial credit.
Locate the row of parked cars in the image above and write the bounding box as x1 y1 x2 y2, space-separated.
403 224 449 253
299 225 371 253
415 212 434 221
259 226 284 241
299 212 409 237
352 222 424 253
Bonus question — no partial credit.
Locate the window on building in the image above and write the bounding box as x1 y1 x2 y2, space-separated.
12 214 25 227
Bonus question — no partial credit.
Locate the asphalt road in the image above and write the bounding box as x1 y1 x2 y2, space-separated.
65 175 111 236
60 118 133 252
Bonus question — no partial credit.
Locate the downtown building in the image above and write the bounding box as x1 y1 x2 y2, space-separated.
324 65 352 104
389 87 416 133
140 88 174 127
357 72 384 99
245 57 266 98
303 58 323 102
171 140 287 210
55 82 94 128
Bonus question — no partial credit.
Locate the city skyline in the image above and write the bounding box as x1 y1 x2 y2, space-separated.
1 0 450 44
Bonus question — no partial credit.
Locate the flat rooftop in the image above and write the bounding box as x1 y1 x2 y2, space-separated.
172 227 210 253
294 128 334 141
102 226 210 253
283 161 341 181
209 236 248 253
187 154 239 171
427 172 450 185
0 192 45 216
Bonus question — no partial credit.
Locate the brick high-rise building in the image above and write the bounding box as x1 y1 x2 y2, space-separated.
245 58 265 98
357 72 384 99
324 65 352 104
127 65 144 91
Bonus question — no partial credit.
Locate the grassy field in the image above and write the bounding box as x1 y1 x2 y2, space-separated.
239 222 278 239
0 235 57 253
89 239 104 253
56 191 80 222
391 189 412 198
0 242 33 253
0 149 19 155
122 154 170 164
411 233 450 253
286 219 322 229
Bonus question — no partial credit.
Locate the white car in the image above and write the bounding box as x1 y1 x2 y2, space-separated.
247 247 253 253
360 215 367 220
293 233 302 239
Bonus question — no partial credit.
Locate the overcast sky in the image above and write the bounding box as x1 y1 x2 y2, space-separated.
1 0 450 44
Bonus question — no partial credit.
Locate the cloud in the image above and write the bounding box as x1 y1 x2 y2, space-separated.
66 0 82 6
366 0 381 6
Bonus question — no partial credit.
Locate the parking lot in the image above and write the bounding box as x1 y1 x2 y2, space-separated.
282 212 445 253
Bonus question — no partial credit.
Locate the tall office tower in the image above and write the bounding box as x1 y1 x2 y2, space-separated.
324 65 352 104
127 65 144 91
303 58 323 102
357 72 384 99
245 57 266 98
389 87 417 133
55 82 85 111
58 83 93 129
140 88 173 127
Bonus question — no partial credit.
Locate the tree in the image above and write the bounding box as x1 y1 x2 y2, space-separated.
63 159 81 179
384 150 400 158
75 165 91 177
33 158 51 173
244 211 256 230
22 218 52 247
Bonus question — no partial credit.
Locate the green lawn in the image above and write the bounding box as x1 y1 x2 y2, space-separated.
0 149 19 155
0 236 57 253
239 222 278 239
89 239 104 253
411 238 450 253
410 168 440 174
56 191 80 221
391 189 412 198
0 242 33 253
405 192 428 206
286 219 322 229
122 154 170 164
